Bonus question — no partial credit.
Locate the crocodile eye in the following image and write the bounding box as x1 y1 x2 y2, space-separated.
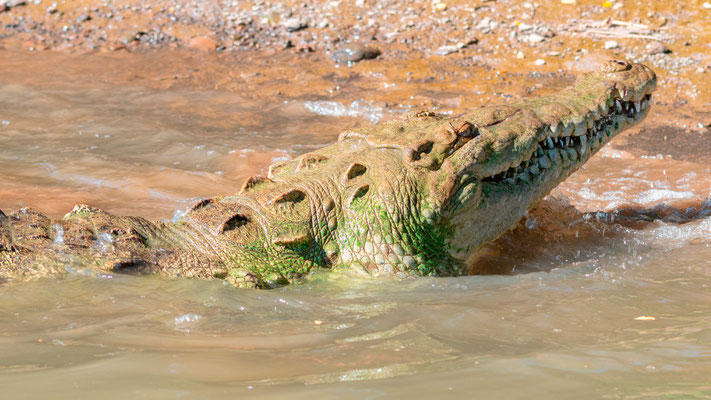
602 59 631 73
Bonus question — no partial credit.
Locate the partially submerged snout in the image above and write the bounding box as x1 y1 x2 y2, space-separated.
443 60 657 268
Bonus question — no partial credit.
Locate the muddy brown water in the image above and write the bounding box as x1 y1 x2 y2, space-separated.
0 51 710 399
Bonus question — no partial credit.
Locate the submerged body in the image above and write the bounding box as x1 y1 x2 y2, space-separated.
0 60 657 288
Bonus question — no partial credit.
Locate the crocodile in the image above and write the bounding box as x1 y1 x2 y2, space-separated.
0 60 657 288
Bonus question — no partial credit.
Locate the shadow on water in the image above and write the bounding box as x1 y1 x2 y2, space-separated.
471 195 711 276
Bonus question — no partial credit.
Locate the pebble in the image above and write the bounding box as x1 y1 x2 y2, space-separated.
646 41 671 55
433 45 459 56
187 37 217 52
330 43 380 63
535 58 546 66
516 50 525 59
527 33 545 43
282 18 308 32
704 2 711 9
604 40 619 49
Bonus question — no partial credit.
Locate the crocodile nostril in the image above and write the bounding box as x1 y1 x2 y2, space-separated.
602 59 631 73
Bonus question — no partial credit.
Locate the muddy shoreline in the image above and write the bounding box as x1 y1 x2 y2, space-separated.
2 0 709 115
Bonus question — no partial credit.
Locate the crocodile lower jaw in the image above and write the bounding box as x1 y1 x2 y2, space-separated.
483 93 653 185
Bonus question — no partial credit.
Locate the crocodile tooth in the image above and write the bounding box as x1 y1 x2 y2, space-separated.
633 101 641 113
615 100 623 113
590 136 599 151
562 122 574 137
579 135 587 156
599 102 609 116
537 148 544 157
572 115 585 125
560 149 569 162
548 123 561 137
547 137 554 148
622 88 630 101
573 121 586 136
567 147 578 161
586 117 595 129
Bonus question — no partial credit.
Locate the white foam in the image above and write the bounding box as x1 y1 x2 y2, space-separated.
304 100 385 123
634 189 695 205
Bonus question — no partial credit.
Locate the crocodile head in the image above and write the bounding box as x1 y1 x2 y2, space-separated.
437 59 657 267
181 60 657 288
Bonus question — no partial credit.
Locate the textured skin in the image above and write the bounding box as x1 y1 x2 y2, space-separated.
0 60 657 288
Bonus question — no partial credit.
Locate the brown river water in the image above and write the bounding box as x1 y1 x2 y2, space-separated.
0 51 710 398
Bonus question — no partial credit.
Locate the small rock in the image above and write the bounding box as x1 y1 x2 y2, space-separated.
535 58 546 66
76 14 91 23
330 43 380 63
476 17 496 31
433 2 447 11
187 37 217 52
433 45 459 56
704 2 711 9
282 18 307 32
517 22 533 31
527 33 545 43
646 41 671 55
463 37 479 46
604 40 619 49
516 50 525 59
